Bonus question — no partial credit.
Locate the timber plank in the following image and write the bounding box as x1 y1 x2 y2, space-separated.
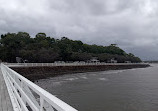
0 68 13 111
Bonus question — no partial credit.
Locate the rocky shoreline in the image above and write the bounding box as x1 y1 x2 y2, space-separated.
11 64 150 81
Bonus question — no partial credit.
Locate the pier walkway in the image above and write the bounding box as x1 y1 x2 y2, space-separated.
0 67 13 111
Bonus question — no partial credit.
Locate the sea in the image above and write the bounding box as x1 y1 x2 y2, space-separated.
35 64 158 111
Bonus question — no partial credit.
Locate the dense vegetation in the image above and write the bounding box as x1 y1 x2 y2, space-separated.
0 32 141 63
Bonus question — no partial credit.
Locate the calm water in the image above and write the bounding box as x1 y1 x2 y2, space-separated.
35 64 158 111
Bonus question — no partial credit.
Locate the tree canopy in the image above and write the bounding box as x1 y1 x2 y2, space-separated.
0 32 141 63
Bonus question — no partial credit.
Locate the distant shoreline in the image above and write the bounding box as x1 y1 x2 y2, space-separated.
10 63 150 81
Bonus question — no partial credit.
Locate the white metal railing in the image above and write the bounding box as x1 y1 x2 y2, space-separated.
1 63 78 111
4 62 147 67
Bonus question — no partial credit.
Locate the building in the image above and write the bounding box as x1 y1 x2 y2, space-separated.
125 61 131 63
107 58 117 63
88 57 99 63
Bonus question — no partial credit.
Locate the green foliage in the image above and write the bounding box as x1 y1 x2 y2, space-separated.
0 32 142 63
71 52 92 61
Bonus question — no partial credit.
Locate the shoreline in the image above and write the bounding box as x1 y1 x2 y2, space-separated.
10 63 150 81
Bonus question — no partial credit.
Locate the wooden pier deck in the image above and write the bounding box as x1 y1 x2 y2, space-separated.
0 67 13 111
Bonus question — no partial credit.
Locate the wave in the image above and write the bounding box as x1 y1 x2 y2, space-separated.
101 70 125 75
80 76 88 79
98 78 109 81
64 77 79 81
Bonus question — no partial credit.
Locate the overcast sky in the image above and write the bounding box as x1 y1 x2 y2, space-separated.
1 0 158 60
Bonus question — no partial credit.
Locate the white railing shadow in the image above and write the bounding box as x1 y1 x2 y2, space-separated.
1 63 78 111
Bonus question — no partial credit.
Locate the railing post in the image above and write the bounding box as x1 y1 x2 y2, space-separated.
21 81 26 105
40 97 44 111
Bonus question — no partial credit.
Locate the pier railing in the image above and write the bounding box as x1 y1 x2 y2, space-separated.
1 63 78 111
4 62 145 67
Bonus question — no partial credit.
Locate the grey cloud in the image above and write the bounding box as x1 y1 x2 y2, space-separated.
1 0 158 60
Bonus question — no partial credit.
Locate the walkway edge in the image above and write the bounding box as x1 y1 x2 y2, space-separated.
1 64 19 111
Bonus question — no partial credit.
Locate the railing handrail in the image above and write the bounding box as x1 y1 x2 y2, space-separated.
4 62 147 67
1 63 78 111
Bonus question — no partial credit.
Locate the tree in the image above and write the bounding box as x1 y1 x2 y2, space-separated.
71 52 92 61
0 32 142 63
128 53 134 57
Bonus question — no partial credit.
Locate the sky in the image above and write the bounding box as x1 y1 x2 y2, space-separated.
0 0 158 60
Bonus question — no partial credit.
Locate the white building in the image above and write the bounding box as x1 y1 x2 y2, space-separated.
89 57 99 63
108 58 117 63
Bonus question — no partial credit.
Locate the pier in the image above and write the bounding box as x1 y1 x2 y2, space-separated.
0 62 149 111
6 63 150 81
0 63 78 111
